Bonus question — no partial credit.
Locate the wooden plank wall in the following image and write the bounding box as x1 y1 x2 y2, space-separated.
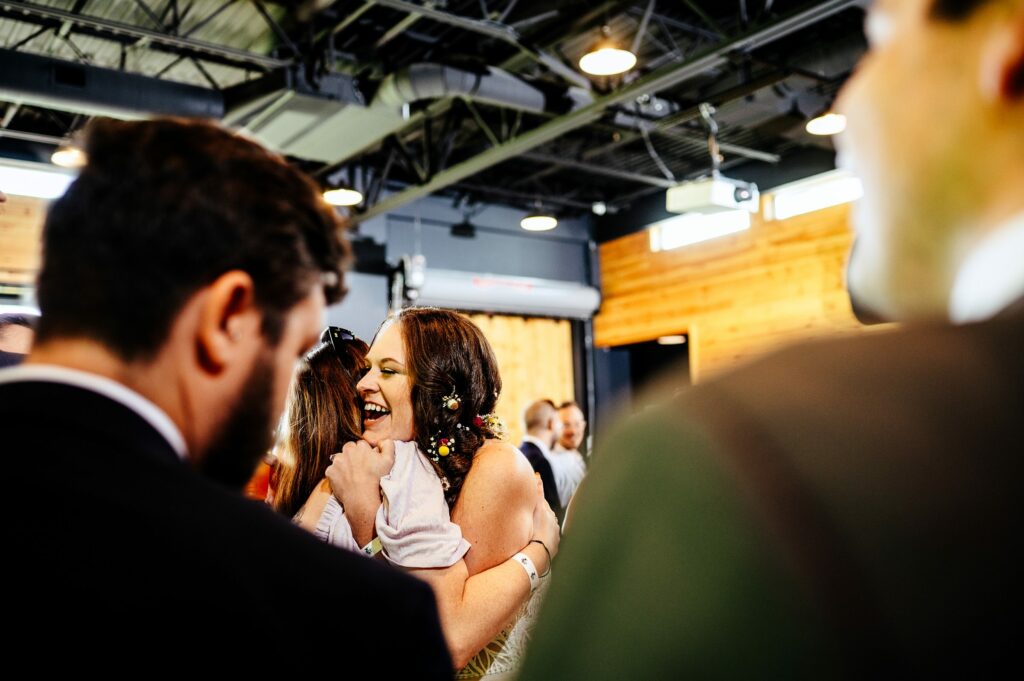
594 202 865 382
0 194 46 288
467 313 575 447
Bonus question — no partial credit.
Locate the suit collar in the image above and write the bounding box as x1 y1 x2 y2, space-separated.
522 434 552 458
0 378 185 467
0 364 188 460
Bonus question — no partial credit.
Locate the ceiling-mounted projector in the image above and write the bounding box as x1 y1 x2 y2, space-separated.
666 175 759 215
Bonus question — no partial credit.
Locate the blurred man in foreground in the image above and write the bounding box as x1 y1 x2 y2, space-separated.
522 0 1023 677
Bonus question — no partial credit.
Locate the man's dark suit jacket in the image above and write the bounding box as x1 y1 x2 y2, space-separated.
519 439 564 524
4 380 452 674
522 302 1023 679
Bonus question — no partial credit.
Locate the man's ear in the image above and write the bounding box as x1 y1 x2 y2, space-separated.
196 270 260 373
980 12 1024 101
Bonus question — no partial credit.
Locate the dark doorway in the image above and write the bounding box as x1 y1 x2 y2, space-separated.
592 334 691 429
628 335 691 397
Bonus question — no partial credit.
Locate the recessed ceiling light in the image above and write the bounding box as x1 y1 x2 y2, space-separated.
657 335 687 345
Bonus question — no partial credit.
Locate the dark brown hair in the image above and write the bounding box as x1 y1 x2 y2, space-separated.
389 308 503 507
35 117 348 360
273 336 369 519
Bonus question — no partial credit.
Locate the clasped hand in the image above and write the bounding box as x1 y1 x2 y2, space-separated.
325 439 396 541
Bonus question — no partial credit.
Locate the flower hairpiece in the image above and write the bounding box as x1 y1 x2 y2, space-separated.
441 386 461 412
427 432 455 462
473 413 506 440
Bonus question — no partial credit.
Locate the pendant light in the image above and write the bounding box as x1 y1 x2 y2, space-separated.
51 145 86 169
579 25 637 77
322 186 364 207
806 111 847 136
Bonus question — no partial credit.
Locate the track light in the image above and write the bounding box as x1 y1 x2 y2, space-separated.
451 218 476 238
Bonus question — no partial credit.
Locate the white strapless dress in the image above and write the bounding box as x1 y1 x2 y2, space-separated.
456 577 549 680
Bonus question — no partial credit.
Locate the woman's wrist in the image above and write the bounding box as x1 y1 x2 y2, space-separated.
529 539 552 577
522 541 550 576
512 551 541 594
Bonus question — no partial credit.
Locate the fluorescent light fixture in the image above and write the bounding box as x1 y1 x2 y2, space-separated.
51 146 87 169
806 112 847 136
579 47 637 76
769 169 864 221
0 160 76 200
521 214 558 231
657 335 687 345
649 210 751 252
0 303 40 316
323 187 363 206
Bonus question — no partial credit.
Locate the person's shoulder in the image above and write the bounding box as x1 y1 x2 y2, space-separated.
704 318 1003 418
474 439 535 477
466 439 536 495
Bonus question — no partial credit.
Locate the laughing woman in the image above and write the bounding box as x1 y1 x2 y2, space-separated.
288 310 559 678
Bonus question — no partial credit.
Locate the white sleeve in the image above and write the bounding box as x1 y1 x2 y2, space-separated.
312 494 362 553
375 441 471 568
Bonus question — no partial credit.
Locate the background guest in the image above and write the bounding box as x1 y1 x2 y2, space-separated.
0 313 36 368
552 400 588 510
519 398 565 524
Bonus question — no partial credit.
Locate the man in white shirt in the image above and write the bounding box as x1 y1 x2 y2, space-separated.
552 401 588 510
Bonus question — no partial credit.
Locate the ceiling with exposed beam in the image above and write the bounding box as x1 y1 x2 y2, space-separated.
0 0 869 234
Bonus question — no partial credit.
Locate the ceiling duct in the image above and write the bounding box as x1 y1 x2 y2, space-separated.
377 64 547 115
225 62 592 164
0 48 223 119
407 267 601 320
223 65 365 161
